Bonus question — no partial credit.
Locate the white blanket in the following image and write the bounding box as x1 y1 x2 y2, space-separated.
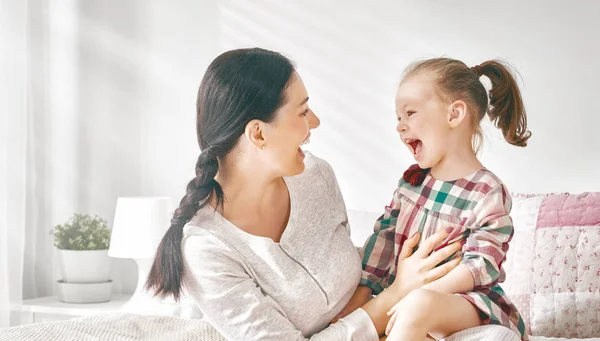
1 313 597 341
0 313 224 341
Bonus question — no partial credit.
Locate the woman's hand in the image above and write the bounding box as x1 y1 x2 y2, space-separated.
360 228 462 335
388 229 462 298
331 285 372 324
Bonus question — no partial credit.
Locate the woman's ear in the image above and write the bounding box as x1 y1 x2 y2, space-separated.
244 120 266 149
447 100 468 128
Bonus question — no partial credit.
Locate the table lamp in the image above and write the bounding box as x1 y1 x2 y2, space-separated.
108 197 174 310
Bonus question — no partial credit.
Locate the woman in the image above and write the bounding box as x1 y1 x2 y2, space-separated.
145 48 462 340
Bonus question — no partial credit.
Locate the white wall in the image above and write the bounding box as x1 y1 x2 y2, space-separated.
31 1 600 294
139 1 600 214
138 1 220 200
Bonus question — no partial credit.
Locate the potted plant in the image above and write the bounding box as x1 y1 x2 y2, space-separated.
52 213 112 303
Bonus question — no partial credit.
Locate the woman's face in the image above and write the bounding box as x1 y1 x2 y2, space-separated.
262 73 320 176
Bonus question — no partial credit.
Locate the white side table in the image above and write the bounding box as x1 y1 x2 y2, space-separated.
13 294 131 325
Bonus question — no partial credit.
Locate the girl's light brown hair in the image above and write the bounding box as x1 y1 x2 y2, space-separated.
402 58 531 153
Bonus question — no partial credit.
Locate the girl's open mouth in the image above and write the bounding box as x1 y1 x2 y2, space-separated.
405 138 423 158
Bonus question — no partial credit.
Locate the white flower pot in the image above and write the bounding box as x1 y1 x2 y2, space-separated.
57 280 112 303
57 249 111 283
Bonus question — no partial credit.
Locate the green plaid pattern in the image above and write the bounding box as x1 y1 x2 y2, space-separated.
359 167 527 339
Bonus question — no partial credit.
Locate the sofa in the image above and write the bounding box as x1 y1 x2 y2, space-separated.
348 191 600 340
502 192 600 339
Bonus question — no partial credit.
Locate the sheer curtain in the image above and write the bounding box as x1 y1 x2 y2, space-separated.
1 0 175 327
0 0 29 328
1 0 56 327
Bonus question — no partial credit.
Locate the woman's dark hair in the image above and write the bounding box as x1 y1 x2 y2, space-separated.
145 48 295 300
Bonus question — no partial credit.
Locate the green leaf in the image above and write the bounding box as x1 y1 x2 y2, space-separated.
52 213 111 250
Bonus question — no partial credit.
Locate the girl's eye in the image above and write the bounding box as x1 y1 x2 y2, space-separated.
407 111 416 117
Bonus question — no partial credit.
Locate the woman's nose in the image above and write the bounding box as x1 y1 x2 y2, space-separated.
309 110 321 129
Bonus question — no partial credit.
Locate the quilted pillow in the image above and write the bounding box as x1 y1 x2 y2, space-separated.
503 192 600 338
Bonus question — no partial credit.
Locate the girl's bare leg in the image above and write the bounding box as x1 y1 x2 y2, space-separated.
387 289 481 341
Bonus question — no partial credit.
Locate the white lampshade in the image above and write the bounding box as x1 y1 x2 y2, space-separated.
108 197 174 259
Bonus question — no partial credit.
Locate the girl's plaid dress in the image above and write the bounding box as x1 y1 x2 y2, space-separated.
359 166 527 340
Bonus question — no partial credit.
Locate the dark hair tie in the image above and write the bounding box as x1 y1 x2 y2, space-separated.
471 65 484 76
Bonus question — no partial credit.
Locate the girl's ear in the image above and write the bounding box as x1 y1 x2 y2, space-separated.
447 100 468 128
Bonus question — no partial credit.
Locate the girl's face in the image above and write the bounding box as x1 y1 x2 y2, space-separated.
395 73 452 169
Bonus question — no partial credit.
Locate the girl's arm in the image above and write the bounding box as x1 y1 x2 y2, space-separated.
358 189 403 295
425 184 514 294
422 264 474 293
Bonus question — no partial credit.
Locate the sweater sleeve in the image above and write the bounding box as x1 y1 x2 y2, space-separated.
461 184 514 289
182 231 379 341
358 189 400 294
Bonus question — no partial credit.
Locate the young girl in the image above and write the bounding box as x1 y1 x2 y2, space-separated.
340 58 530 340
